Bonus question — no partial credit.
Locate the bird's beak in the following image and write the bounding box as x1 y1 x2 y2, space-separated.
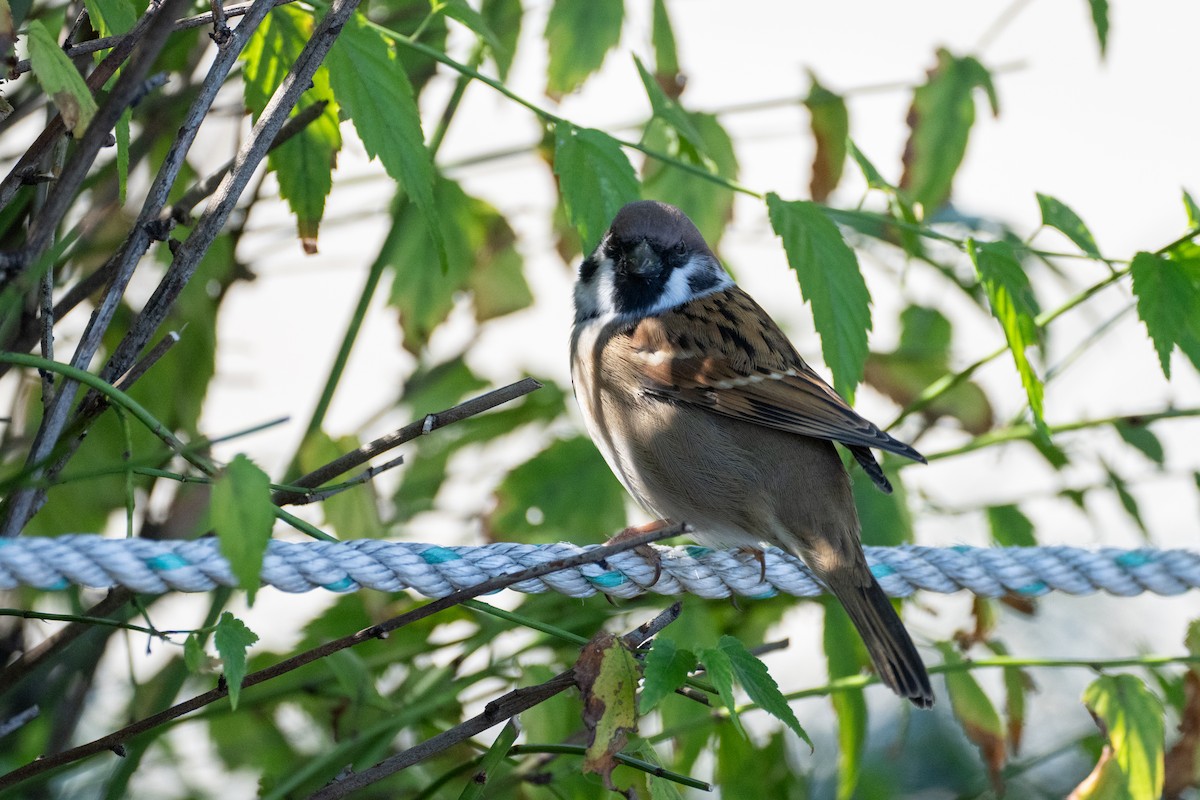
626 240 660 278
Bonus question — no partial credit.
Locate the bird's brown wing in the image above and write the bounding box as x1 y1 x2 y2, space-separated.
622 286 926 463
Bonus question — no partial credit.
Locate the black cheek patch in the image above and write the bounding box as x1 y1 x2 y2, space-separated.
687 268 720 295
579 256 600 284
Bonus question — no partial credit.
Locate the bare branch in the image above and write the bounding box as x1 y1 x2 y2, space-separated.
273 378 544 505
0 525 685 791
307 603 684 799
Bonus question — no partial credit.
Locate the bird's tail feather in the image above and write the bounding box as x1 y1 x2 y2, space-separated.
828 570 934 708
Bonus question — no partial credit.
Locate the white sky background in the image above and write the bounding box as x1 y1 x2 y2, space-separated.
53 1 1200 793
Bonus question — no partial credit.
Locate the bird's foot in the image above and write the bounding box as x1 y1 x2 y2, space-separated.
736 546 768 584
605 519 673 586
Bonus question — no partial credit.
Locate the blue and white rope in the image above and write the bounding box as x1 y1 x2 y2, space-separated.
1 535 1197 600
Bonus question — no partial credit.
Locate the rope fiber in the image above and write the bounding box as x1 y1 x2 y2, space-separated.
1 536 1198 600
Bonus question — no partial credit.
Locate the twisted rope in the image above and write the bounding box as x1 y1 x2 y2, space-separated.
1 535 1197 600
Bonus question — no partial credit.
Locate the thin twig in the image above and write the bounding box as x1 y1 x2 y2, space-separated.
0 525 685 791
308 602 684 800
114 331 181 391
273 378 543 505
7 0 299 77
284 453 405 506
0 0 192 538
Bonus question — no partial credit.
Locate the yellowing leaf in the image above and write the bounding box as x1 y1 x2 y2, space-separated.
577 631 640 790
941 645 1006 793
1076 674 1165 800
806 73 849 203
26 20 98 137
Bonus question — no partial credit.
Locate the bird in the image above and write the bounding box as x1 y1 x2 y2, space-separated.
569 200 934 707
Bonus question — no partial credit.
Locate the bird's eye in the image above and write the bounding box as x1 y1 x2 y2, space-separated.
673 241 687 256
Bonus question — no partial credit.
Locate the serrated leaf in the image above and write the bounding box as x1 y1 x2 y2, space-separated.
1087 0 1110 58
717 636 812 749
544 0 623 98
1036 192 1101 259
242 6 341 251
26 20 98 137
940 644 1006 792
1114 420 1165 466
767 193 872 401
328 12 442 267
634 55 704 157
639 638 696 713
986 504 1036 547
214 612 259 710
577 632 640 790
642 111 738 246
697 644 742 737
1079 675 1165 799
489 436 626 543
1130 251 1199 379
211 454 275 604
806 73 849 203
969 239 1046 434
900 49 996 211
825 603 868 800
554 125 639 252
439 0 504 61
650 0 678 79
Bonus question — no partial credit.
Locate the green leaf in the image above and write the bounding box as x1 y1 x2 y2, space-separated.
650 0 679 78
852 466 912 546
639 638 697 713
241 6 341 251
554 125 639 252
1103 462 1149 539
84 0 135 36
1081 675 1165 799
634 55 704 156
1182 190 1200 229
767 193 872 401
697 644 742 737
940 644 1006 789
115 108 129 204
480 0 521 79
489 436 627 543
986 504 1036 547
26 20 98 137
847 139 893 192
806 73 849 202
544 0 623 97
642 111 738 246
214 612 259 710
401 357 489 415
825 604 868 799
717 636 812 750
969 239 1046 434
297 430 384 538
1087 0 1110 57
327 12 443 268
439 0 504 62
211 454 275 604
900 49 996 211
183 634 204 672
384 175 472 350
458 719 519 800
1114 421 1165 466
1130 251 1199 379
465 205 532 322
1036 192 1101 259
